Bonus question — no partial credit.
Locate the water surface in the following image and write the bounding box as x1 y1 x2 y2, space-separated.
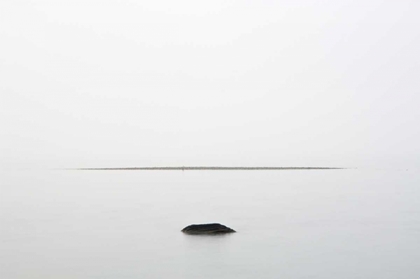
1 169 419 278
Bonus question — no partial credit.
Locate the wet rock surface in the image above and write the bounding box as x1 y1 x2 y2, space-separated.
181 223 236 235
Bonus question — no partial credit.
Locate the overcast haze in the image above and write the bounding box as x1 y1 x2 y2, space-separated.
1 0 419 169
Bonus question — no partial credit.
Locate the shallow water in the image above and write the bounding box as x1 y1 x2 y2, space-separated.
1 169 419 278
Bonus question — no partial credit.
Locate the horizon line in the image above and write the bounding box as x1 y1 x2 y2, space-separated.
74 166 346 171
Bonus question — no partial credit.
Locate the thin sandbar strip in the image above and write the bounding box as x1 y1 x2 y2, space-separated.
75 167 344 171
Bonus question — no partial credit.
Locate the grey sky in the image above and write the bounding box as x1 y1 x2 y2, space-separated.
1 0 419 169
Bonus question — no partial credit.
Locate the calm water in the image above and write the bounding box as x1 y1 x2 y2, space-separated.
1 169 419 278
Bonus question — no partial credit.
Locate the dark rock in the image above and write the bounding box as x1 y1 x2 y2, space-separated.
181 223 236 235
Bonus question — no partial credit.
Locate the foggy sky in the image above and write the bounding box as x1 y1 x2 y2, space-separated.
1 0 419 169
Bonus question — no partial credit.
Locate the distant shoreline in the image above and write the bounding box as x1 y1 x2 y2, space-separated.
75 167 344 171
